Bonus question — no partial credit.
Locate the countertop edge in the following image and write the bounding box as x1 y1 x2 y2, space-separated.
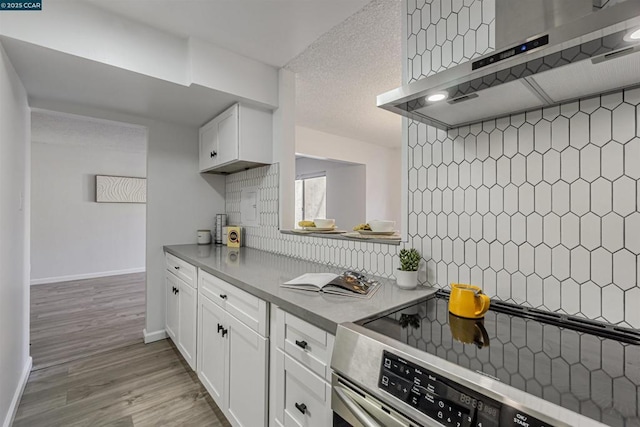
163 245 436 335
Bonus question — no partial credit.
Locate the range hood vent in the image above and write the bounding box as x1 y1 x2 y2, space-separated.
378 0 640 130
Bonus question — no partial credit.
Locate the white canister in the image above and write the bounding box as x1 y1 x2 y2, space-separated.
197 229 212 245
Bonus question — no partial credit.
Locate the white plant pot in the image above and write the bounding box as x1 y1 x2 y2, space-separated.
395 269 418 289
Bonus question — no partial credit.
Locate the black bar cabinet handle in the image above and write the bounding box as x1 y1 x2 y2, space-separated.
295 340 308 350
220 294 228 300
210 151 217 158
295 403 307 414
221 328 228 338
217 324 223 333
174 266 180 270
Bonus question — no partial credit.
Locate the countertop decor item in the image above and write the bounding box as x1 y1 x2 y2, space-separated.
395 248 421 289
368 220 395 232
197 229 211 245
448 283 491 319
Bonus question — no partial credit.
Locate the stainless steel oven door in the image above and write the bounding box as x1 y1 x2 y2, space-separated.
332 373 442 427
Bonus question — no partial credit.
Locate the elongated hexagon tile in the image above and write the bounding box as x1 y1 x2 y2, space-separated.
561 213 580 249
561 278 581 314
534 244 552 278
580 281 601 319
580 213 601 250
510 213 527 245
551 116 569 151
526 213 543 247
477 240 490 268
570 179 590 216
518 123 533 155
612 176 636 216
490 241 504 271
552 246 571 280
489 185 503 214
519 183 535 216
569 112 589 149
590 178 613 216
543 277 561 311
483 213 497 242
504 184 519 214
591 108 613 147
613 249 636 290
542 149 561 184
511 154 527 186
591 247 613 288
543 213 561 248
601 142 624 181
571 247 591 284
511 272 527 304
470 212 483 242
519 243 535 275
534 120 552 154
602 213 624 253
497 269 511 300
560 147 580 183
533 182 551 216
504 242 519 273
601 284 624 324
580 145 601 183
612 102 635 143
475 131 489 160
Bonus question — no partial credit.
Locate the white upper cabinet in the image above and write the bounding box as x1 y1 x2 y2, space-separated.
199 103 272 174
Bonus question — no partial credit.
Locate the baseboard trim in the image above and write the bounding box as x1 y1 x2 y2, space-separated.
30 267 146 285
2 356 32 427
143 328 167 344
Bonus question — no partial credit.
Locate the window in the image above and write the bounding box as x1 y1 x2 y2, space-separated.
295 174 326 224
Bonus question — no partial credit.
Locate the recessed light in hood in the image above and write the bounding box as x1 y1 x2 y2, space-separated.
378 0 640 130
427 93 448 102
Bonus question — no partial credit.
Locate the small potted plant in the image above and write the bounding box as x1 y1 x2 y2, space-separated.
396 248 421 289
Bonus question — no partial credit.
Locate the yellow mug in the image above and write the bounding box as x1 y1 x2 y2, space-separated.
448 283 490 319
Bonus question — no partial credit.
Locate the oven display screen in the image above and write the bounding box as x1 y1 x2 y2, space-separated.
378 351 500 426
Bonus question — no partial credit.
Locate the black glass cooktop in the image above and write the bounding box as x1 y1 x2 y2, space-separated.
359 291 640 427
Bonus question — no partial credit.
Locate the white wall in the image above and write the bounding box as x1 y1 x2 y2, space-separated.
295 157 366 228
30 111 147 283
0 43 31 427
295 126 401 225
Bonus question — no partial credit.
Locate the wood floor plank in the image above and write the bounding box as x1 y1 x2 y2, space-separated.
17 274 231 427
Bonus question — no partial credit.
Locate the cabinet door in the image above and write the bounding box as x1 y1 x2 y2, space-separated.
226 312 268 427
199 119 219 171
165 272 179 341
274 349 331 427
197 295 227 407
216 104 239 166
177 282 197 370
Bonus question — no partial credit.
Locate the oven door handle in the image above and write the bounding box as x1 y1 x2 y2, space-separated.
333 385 383 427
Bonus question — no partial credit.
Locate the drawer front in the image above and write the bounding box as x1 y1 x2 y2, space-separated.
165 252 197 288
277 309 334 382
199 269 268 336
278 350 331 427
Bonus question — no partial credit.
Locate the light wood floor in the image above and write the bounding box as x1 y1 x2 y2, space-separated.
19 273 231 426
14 340 231 426
30 273 146 370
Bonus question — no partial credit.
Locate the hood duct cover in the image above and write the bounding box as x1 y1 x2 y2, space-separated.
378 0 640 130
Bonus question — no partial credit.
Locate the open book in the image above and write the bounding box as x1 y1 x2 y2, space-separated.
282 271 380 299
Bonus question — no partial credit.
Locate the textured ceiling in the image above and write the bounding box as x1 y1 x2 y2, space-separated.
286 0 403 148
31 110 147 153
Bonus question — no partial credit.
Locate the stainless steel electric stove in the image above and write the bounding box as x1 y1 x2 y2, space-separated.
331 291 640 427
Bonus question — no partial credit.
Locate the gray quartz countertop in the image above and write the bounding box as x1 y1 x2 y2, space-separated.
164 244 436 334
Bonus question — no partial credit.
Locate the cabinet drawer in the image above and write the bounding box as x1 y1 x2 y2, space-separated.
165 252 197 288
276 309 334 382
276 350 331 427
199 269 268 337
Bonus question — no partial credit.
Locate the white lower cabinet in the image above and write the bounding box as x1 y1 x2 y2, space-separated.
274 349 332 427
165 269 197 370
198 275 268 427
271 306 334 427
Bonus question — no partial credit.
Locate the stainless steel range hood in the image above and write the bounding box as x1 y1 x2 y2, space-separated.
378 0 640 130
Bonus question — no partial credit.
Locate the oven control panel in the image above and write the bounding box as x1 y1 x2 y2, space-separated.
378 351 551 427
